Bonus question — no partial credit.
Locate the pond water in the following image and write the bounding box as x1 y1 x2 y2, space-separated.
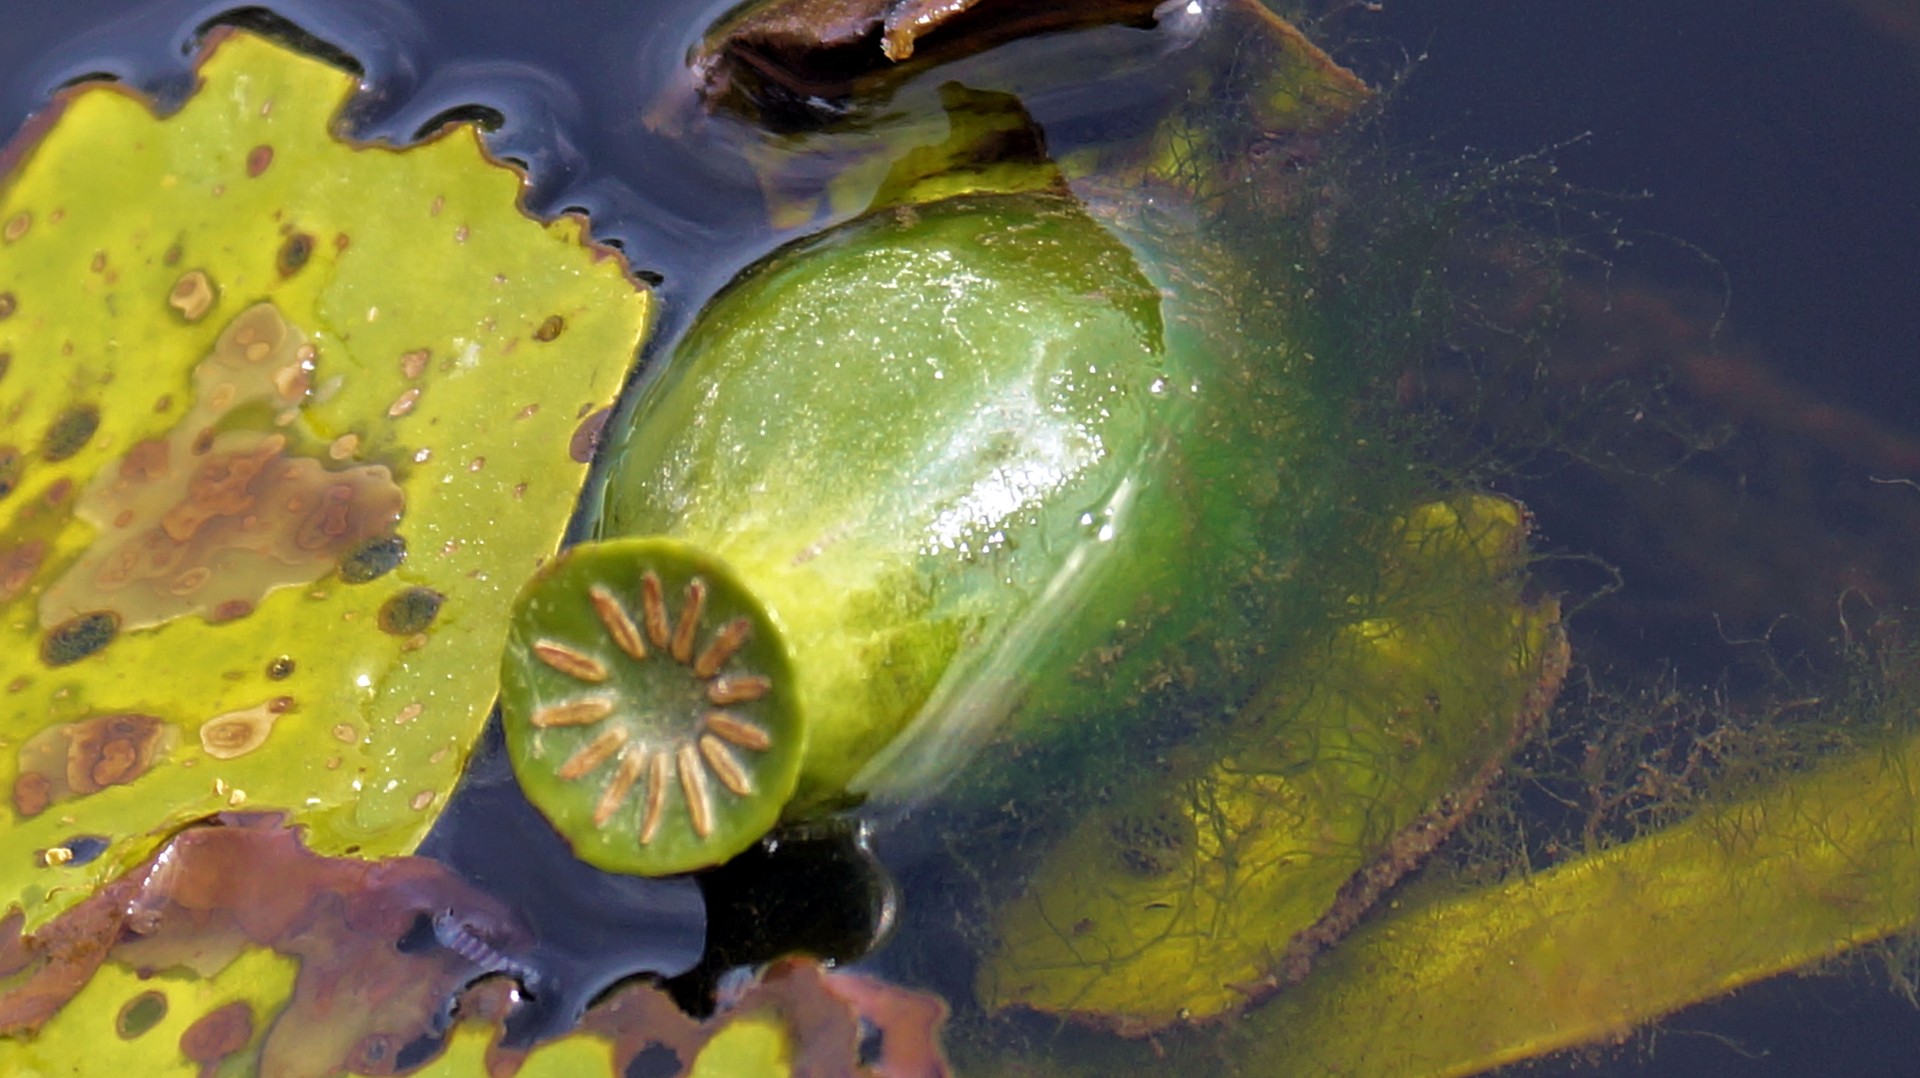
3 1 1919 1075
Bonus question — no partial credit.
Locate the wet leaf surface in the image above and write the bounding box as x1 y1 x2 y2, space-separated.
0 29 649 937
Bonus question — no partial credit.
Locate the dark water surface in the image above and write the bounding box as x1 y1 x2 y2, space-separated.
5 1 1920 1075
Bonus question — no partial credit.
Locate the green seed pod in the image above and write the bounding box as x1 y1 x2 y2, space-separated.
500 537 804 876
598 186 1331 816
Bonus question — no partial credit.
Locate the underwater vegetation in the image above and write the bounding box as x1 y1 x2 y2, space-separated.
1 0 1917 1076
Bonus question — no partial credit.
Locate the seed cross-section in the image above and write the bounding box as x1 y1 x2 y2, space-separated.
501 537 804 876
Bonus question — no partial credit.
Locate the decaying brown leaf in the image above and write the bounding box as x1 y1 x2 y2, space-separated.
695 0 1164 118
0 814 530 1076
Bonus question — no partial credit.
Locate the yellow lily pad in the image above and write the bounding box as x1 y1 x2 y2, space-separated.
0 29 650 930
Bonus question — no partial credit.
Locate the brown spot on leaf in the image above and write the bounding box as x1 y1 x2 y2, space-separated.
180 1000 253 1077
11 772 50 818
266 655 295 680
339 534 407 584
13 713 174 816
387 387 421 417
168 270 216 322
0 292 15 320
208 598 254 623
41 610 119 666
2 211 29 244
276 231 314 277
0 540 47 602
76 715 166 789
533 314 565 342
377 587 444 635
569 406 613 463
245 144 273 177
0 445 18 499
38 304 406 632
42 405 99 462
199 700 285 759
115 990 168 1039
120 438 170 482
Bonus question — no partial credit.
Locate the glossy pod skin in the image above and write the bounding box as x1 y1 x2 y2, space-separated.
596 186 1349 820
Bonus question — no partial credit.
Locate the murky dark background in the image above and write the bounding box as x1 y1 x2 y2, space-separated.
5 0 1920 1074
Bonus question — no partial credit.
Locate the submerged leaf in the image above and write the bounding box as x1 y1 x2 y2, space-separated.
978 496 1567 1033
1239 654 1920 1076
0 28 650 931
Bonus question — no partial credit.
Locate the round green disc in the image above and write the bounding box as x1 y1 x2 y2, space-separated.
501 537 805 876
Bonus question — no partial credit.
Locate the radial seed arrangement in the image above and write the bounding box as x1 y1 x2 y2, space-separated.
500 538 805 875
